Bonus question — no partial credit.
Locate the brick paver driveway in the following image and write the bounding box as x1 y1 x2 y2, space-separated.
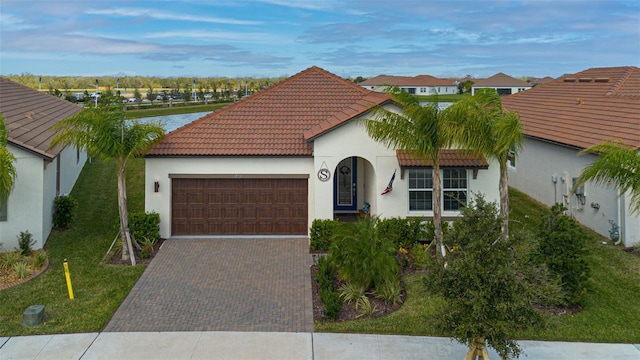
104 237 313 332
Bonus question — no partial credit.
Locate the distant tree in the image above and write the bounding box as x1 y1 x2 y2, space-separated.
352 76 367 84
51 94 165 265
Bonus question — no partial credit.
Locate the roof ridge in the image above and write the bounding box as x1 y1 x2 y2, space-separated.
606 66 638 97
306 66 373 95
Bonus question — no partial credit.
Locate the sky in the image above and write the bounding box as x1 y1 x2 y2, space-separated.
0 0 638 79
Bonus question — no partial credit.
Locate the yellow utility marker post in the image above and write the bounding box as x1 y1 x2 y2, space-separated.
63 259 74 300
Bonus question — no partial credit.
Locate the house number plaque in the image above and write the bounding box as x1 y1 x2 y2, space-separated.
317 161 331 182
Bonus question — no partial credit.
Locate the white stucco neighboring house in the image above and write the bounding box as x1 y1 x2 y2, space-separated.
503 66 640 247
472 72 532 96
0 78 87 251
359 74 459 96
145 67 500 239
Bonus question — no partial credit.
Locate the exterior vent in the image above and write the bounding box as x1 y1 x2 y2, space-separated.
563 78 576 82
578 78 593 82
594 78 610 82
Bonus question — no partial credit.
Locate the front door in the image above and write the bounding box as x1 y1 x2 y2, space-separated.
334 157 357 211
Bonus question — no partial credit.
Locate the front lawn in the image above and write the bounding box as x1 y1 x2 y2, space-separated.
0 158 146 336
316 188 640 343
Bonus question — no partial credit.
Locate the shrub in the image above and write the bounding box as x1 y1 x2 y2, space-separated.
53 195 78 229
129 212 160 244
536 204 591 305
424 220 450 244
424 194 548 360
329 216 399 290
310 219 339 251
339 282 366 305
316 256 335 291
138 237 158 258
355 295 377 318
16 231 35 256
1 251 22 270
377 217 426 249
411 244 431 271
320 288 342 319
32 251 48 269
374 278 403 305
13 261 30 279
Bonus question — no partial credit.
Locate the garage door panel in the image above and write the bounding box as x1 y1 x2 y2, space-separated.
172 178 307 236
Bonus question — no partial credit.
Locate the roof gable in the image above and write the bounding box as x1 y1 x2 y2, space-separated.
502 66 640 149
0 77 83 159
473 72 530 87
147 66 390 157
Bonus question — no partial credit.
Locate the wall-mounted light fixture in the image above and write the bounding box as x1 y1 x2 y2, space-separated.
154 181 160 193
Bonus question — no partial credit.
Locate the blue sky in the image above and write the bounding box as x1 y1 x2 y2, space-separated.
1 0 638 79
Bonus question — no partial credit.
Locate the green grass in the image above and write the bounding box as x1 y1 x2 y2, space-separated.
0 158 147 336
417 93 470 102
124 103 229 119
317 188 640 343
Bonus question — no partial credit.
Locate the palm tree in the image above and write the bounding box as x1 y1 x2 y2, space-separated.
0 116 17 202
51 93 165 265
443 88 523 240
574 140 640 213
362 87 453 258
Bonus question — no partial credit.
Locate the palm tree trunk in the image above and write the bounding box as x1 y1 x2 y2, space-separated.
433 161 445 260
499 162 509 241
117 163 136 266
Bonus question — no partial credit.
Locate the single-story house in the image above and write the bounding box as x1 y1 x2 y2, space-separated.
472 72 532 96
145 66 500 238
503 66 640 247
359 74 459 96
0 78 87 250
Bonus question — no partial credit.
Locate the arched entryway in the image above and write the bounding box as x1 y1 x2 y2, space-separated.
333 156 376 221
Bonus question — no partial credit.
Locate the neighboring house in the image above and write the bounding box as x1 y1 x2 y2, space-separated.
0 78 87 250
145 66 500 238
503 66 640 247
472 72 531 96
528 76 555 87
359 74 459 95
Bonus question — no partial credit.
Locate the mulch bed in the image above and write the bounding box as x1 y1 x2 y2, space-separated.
105 238 165 265
310 263 408 322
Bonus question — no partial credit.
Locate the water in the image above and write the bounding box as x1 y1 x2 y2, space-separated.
419 101 453 110
137 111 211 132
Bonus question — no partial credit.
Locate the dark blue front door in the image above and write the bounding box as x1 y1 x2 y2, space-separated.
334 157 357 211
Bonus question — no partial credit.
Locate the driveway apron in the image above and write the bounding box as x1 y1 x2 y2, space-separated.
104 237 313 332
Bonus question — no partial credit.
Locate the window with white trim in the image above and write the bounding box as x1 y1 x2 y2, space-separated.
507 149 516 168
408 169 433 211
443 169 468 211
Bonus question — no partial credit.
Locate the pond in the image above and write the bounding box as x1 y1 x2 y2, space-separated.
137 111 211 132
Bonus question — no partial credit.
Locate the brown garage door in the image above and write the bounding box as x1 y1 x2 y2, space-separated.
171 178 308 236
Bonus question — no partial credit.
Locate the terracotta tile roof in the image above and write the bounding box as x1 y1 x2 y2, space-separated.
359 74 455 87
396 150 489 168
0 77 83 159
147 66 391 156
501 66 640 149
473 72 530 87
528 76 555 86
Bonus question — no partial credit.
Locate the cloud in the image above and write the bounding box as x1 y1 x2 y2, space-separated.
86 8 262 25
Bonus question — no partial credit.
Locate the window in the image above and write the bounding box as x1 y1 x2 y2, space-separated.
508 149 516 168
420 87 427 93
443 169 467 211
408 168 469 212
0 199 7 221
407 88 416 95
409 169 433 211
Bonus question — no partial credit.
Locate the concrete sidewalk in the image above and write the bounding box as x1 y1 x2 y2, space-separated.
1 332 639 360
